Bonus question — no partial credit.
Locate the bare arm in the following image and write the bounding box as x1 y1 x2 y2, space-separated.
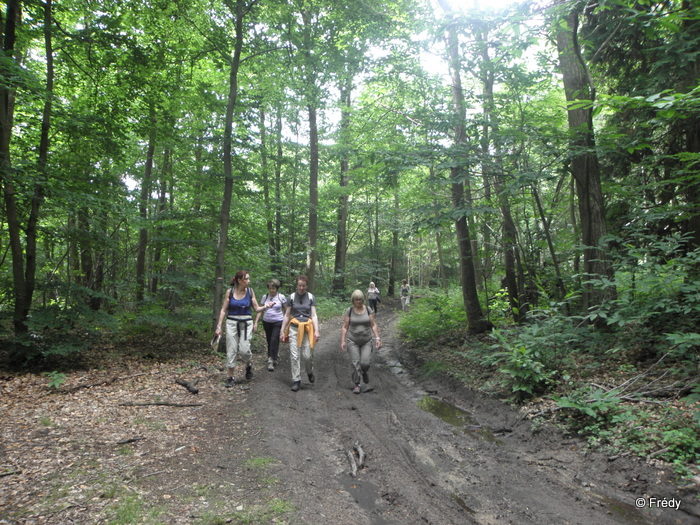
311 305 320 342
341 314 350 351
369 313 382 348
214 289 230 336
250 290 267 313
280 306 291 340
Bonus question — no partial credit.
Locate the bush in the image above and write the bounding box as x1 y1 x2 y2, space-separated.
484 329 556 401
397 288 467 343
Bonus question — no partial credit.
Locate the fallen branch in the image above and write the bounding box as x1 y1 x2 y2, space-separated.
116 437 145 445
647 446 671 462
175 378 199 395
0 469 21 478
62 373 148 394
346 450 358 477
119 401 203 407
353 442 365 469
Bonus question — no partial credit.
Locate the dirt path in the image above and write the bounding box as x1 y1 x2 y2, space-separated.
236 306 698 525
2 303 698 524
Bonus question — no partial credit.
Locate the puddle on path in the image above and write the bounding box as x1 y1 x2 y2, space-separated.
337 475 398 525
417 395 503 444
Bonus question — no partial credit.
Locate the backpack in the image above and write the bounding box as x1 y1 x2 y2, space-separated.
290 292 314 307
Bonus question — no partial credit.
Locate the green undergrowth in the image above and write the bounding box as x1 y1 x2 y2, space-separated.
398 286 700 486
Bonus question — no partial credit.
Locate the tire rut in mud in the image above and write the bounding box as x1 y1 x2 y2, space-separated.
245 307 697 525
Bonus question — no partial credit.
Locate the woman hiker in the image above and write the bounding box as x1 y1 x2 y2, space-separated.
400 279 411 311
254 278 287 372
367 282 381 314
341 289 382 394
215 271 273 387
280 275 319 392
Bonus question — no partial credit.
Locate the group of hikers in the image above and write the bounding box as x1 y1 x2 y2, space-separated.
214 272 411 393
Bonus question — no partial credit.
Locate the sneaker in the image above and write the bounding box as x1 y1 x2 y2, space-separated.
362 371 369 384
353 384 361 394
291 381 300 392
225 377 235 388
267 359 274 372
245 364 253 380
308 372 315 383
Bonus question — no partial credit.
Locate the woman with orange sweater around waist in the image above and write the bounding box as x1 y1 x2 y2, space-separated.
280 275 320 392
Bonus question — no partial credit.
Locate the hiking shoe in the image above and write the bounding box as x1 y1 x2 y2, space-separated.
362 371 369 384
225 377 235 388
245 364 253 380
267 359 274 372
291 381 300 392
308 372 315 383
353 384 361 394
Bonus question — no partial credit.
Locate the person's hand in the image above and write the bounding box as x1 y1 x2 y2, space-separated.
315 333 320 344
253 322 258 333
265 301 275 309
280 333 288 342
375 337 382 349
214 327 222 337
341 341 346 352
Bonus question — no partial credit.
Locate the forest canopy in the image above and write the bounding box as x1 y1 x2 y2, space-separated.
0 0 698 373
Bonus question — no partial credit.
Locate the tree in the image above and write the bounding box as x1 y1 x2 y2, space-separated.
554 2 616 312
439 2 492 333
213 0 249 328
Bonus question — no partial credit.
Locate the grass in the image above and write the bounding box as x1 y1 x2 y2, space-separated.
244 457 277 470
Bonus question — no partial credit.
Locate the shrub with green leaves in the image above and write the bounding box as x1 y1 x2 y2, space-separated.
484 329 555 401
397 288 466 343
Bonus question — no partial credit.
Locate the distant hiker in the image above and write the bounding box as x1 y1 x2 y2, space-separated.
367 282 381 313
254 278 287 372
341 289 381 394
215 271 273 387
400 279 411 311
280 275 319 392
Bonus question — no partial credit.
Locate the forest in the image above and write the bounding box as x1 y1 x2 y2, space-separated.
0 0 699 485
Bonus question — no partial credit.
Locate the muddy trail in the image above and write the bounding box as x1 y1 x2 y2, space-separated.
2 301 698 524
217 303 697 525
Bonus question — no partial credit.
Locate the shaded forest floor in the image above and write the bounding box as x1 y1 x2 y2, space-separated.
1 299 699 524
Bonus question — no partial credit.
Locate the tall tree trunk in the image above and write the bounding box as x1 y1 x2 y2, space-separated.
136 104 156 303
429 168 449 294
213 0 245 329
678 0 700 251
442 14 492 333
90 209 106 311
0 0 50 334
332 76 352 296
259 107 276 271
273 106 283 274
532 182 566 300
388 187 399 297
24 0 53 319
151 148 170 295
306 104 319 289
301 9 318 290
555 8 616 312
476 24 523 322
